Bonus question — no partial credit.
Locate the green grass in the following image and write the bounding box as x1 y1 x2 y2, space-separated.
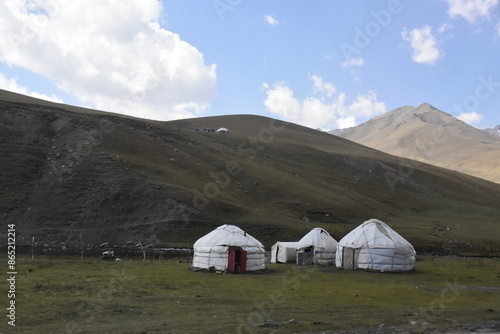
4 255 499 334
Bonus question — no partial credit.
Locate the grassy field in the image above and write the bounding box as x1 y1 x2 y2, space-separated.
4 254 500 334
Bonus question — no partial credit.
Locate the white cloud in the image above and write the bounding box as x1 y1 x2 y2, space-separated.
336 116 356 129
401 26 443 65
262 82 301 119
344 91 386 117
341 57 364 67
496 22 500 36
0 0 216 121
437 23 453 33
457 111 484 124
446 0 498 23
310 74 336 97
263 76 386 129
262 82 335 128
0 73 63 103
264 15 280 26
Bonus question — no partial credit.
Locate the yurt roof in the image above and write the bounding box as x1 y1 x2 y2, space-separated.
338 219 415 255
297 227 337 251
194 224 264 249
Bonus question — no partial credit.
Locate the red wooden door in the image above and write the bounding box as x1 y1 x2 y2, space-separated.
240 250 247 272
228 249 236 272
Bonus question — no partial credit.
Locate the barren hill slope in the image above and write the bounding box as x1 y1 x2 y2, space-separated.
335 103 500 184
1 91 500 255
485 124 500 136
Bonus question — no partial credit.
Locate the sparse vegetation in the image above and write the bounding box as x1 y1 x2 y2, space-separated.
1 91 499 257
1 90 500 333
9 254 500 333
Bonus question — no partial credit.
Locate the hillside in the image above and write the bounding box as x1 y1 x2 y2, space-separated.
334 103 500 184
1 91 500 256
485 124 500 136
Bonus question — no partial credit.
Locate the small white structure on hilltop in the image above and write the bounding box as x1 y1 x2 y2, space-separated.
270 241 298 263
217 127 229 134
336 218 416 272
296 228 337 265
192 224 265 272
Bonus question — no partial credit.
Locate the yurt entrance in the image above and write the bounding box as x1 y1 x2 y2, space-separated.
342 247 360 270
297 247 314 265
228 247 247 273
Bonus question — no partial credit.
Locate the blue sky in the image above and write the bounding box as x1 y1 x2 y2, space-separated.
0 0 499 129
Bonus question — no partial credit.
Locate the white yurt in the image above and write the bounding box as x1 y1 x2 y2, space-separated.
336 218 416 272
270 241 298 263
192 224 265 272
296 228 337 265
216 127 229 134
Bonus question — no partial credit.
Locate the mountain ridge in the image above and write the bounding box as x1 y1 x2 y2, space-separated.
334 103 500 184
485 124 500 136
1 91 499 256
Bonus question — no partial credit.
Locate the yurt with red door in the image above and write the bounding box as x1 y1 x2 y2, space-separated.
192 225 266 272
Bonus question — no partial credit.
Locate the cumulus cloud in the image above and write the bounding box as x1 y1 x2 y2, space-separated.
262 82 336 128
341 57 364 67
262 83 301 120
310 74 336 97
457 111 484 124
263 76 386 129
336 116 356 129
446 0 498 23
0 73 63 103
401 26 443 65
264 15 280 26
342 91 386 118
0 0 216 121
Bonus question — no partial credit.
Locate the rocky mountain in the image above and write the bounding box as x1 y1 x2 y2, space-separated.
1 92 500 255
334 103 500 184
484 124 500 136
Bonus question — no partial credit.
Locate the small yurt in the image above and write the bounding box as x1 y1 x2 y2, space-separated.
296 228 337 265
192 224 265 272
336 219 416 272
270 241 298 263
216 127 229 134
